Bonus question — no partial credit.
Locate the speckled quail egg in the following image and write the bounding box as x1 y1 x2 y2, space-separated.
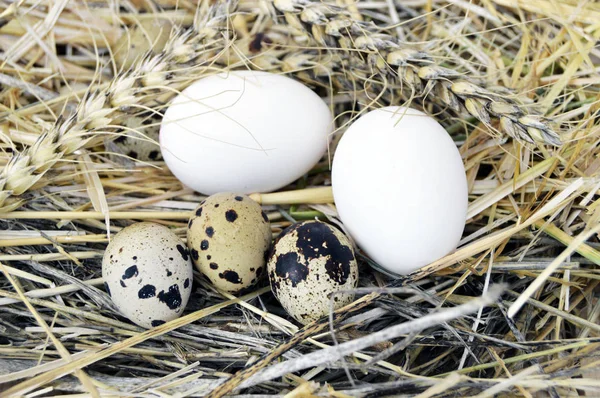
102 222 193 329
268 221 358 325
187 193 271 293
111 116 162 161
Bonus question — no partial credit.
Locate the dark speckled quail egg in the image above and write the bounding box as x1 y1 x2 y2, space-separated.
102 222 193 329
187 193 271 293
268 220 358 325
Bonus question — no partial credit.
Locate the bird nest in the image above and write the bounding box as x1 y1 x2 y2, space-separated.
0 0 599 397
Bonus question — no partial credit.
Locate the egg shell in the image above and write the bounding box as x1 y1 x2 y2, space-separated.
268 221 358 325
187 193 271 293
332 106 468 275
102 222 193 329
159 70 332 194
113 116 162 161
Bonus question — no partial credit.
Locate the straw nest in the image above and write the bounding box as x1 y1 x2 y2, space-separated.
0 0 599 396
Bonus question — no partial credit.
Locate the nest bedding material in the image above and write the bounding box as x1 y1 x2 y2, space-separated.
0 0 600 396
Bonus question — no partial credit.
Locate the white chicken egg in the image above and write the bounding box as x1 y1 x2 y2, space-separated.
160 70 332 195
102 222 193 328
332 106 468 275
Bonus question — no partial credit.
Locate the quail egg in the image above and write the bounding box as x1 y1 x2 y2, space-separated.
187 193 271 293
268 221 358 324
102 222 193 328
112 116 162 162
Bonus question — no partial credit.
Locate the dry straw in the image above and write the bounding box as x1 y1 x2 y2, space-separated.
0 0 599 397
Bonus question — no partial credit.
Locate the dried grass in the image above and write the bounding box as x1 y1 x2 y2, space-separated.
0 0 599 397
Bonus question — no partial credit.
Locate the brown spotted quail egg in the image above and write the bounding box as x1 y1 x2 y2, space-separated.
187 193 271 293
268 220 358 325
102 222 193 329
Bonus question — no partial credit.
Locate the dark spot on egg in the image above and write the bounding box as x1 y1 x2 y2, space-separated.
151 320 165 327
188 219 194 228
122 265 138 280
191 249 199 261
201 240 209 250
114 135 127 143
127 150 138 158
195 207 203 217
294 222 354 285
148 150 160 160
119 247 123 253
166 269 172 277
176 244 189 261
138 284 156 299
225 210 238 222
132 256 137 260
157 284 182 310
250 268 255 272
120 280 126 288
184 278 190 288
205 226 214 237
218 270 242 284
235 196 243 201
214 204 219 208
207 255 212 260
261 211 269 223
104 282 111 297
275 252 308 287
256 267 263 276
210 262 218 270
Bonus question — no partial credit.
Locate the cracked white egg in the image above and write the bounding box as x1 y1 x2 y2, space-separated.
160 70 332 194
332 106 468 275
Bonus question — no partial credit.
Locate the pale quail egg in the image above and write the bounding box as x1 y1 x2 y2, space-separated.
187 193 271 293
102 222 193 328
112 116 162 161
268 221 358 324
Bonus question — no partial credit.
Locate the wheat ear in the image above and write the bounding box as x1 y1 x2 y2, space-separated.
0 2 235 211
272 0 562 147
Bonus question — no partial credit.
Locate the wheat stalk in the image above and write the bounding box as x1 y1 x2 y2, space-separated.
271 0 562 147
0 0 563 211
0 1 235 211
